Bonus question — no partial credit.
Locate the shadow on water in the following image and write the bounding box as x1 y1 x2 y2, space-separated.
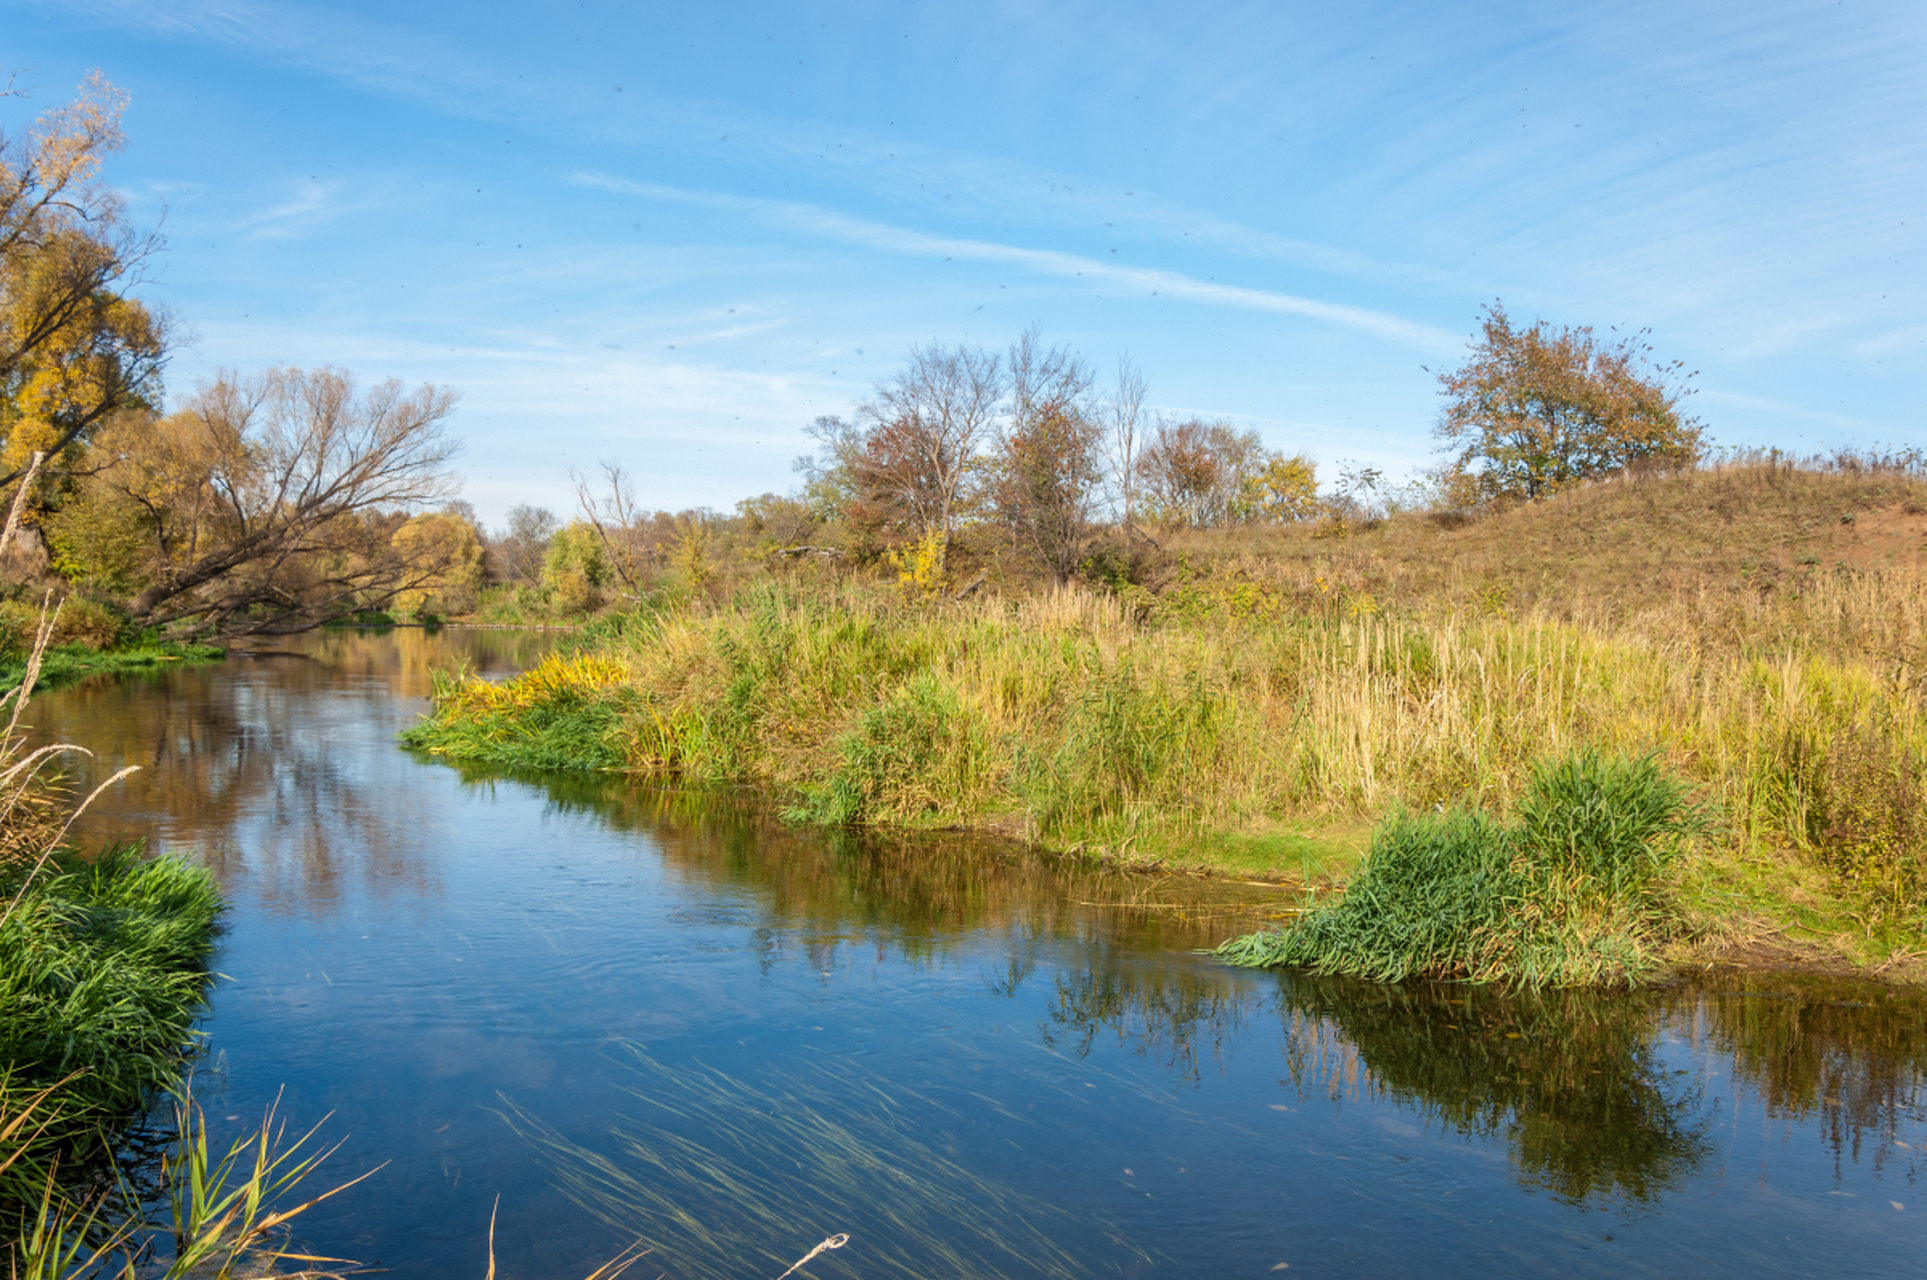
435 757 1298 955
1270 976 1710 1207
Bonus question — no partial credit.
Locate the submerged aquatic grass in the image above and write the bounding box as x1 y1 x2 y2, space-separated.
1217 751 1704 987
501 1044 1155 1280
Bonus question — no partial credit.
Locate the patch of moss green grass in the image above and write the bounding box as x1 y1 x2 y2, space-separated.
1217 752 1706 988
400 655 637 773
1672 839 1927 975
0 641 224 695
0 846 223 1218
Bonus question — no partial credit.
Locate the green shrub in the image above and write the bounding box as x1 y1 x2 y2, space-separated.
1218 751 1703 987
788 671 990 825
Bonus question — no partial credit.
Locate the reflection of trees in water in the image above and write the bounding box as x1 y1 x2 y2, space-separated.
27 629 552 915
467 768 1277 1077
467 767 1284 962
1273 977 1708 1206
1666 974 1927 1176
1266 973 1927 1209
1041 941 1252 1081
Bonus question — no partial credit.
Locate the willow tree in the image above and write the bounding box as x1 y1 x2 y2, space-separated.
50 366 463 636
1 74 167 487
1435 303 1702 506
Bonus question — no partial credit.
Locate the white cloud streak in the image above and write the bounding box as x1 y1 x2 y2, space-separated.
570 173 1458 352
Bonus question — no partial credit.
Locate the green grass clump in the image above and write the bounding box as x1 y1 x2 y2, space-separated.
1217 751 1703 987
0 846 223 1211
400 650 638 772
0 641 224 695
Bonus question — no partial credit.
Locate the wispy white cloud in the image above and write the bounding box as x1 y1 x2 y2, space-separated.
236 178 347 239
1852 325 1927 364
570 173 1458 352
54 0 1468 298
180 314 840 512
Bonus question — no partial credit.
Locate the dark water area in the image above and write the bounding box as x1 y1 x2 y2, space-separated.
27 629 1927 1278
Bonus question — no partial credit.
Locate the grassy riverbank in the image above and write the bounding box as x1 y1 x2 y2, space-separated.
0 849 223 1213
0 638 225 693
0 594 224 691
404 460 1927 982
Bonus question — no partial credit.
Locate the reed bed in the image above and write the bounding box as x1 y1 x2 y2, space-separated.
1216 751 1704 986
413 565 1926 923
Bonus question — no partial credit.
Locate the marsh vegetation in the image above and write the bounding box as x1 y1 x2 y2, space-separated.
405 452 1927 984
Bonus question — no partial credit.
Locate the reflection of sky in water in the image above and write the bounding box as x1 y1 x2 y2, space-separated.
29 632 1927 1278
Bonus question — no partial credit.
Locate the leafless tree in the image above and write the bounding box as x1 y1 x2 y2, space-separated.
993 329 1100 580
1099 355 1148 532
103 366 461 635
491 503 559 584
571 461 656 593
856 340 1005 550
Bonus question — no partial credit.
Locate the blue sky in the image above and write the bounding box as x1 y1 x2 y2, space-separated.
4 0 1921 525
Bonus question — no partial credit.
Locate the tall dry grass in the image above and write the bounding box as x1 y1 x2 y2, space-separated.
410 555 1925 924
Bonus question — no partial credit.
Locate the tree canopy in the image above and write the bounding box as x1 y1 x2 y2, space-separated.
1 74 165 485
49 366 462 635
1434 303 1702 506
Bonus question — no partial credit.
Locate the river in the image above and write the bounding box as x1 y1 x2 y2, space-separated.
29 628 1927 1279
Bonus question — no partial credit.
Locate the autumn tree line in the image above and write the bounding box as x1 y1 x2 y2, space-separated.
503 304 1703 617
3 75 1707 639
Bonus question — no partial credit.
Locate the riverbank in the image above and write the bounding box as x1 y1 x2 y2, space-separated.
0 849 223 1213
402 461 1927 984
0 638 225 693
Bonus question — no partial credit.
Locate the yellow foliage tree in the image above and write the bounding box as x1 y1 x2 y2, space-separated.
542 521 610 615
1234 454 1320 523
1 74 166 485
391 511 487 618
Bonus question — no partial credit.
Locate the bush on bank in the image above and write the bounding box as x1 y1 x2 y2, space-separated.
1215 752 1705 987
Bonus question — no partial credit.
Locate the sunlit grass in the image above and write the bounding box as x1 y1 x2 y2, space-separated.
402 461 1927 974
1217 751 1706 987
400 650 636 771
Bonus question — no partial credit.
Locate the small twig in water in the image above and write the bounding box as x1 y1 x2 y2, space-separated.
775 1232 849 1280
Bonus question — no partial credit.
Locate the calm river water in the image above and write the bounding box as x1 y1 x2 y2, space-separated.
30 629 1927 1279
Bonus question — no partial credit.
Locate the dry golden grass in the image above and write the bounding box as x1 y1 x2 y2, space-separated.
1160 459 1927 637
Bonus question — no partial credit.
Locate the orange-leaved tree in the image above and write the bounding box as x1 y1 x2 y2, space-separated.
1434 302 1702 506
